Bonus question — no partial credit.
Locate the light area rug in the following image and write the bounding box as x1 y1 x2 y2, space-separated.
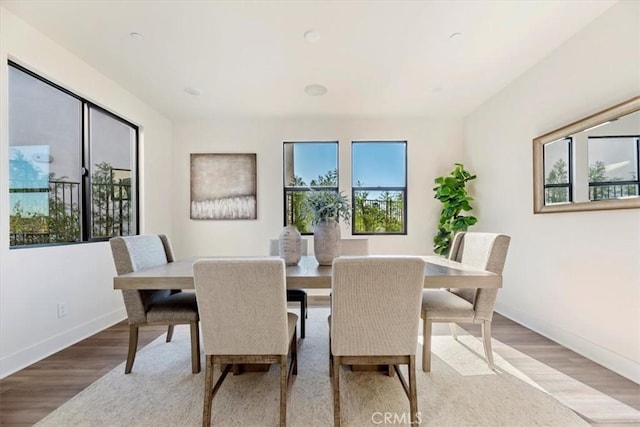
36 308 590 427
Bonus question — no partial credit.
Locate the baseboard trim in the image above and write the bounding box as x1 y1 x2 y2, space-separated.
495 301 640 384
0 308 127 379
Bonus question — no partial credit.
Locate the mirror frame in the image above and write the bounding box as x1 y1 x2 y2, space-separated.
533 96 640 214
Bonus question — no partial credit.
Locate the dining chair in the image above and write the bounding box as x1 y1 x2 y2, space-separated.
110 234 200 374
339 238 369 256
330 256 425 427
193 258 297 427
270 238 309 338
421 232 511 372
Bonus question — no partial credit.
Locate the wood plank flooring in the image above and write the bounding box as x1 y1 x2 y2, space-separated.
0 322 167 426
1 304 638 427
459 314 640 426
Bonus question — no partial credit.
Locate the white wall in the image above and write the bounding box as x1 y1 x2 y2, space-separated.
170 117 464 258
0 8 173 378
464 1 640 383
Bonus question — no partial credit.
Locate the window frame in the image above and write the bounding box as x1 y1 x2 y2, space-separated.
8 60 139 248
542 136 573 205
351 140 408 236
282 141 339 235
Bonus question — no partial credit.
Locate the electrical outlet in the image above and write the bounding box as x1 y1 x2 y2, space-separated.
57 302 68 318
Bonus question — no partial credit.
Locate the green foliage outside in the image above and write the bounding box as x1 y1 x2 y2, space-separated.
353 187 404 233
9 157 131 246
433 163 477 256
92 162 132 238
287 170 405 233
545 158 569 204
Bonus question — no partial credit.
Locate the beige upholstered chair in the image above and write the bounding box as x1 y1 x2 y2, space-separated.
193 258 298 427
339 238 369 256
330 257 425 426
270 238 309 338
421 232 511 372
110 234 200 374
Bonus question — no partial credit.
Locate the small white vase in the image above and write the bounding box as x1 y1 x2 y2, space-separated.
279 225 302 266
313 218 341 265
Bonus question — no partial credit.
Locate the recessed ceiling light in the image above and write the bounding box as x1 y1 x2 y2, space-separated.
304 30 321 43
130 32 144 40
184 87 201 96
304 84 327 96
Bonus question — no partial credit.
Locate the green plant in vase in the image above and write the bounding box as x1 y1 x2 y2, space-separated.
302 189 351 225
433 163 477 256
302 189 351 265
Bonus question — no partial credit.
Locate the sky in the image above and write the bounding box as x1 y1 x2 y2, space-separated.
292 141 406 188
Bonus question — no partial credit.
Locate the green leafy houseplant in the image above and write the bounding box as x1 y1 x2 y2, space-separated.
433 163 478 256
302 189 352 226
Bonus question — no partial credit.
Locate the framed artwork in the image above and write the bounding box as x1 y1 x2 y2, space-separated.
190 153 257 220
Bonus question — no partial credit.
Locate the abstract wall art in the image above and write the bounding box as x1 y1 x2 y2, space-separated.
190 153 257 219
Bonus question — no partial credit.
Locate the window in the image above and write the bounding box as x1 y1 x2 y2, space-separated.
8 62 138 248
588 136 639 201
283 142 338 234
543 137 572 204
352 141 407 234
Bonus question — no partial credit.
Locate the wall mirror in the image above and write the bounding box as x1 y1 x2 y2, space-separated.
533 96 640 213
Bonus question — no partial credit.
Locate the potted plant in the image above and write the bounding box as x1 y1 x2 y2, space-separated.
302 189 351 265
433 163 478 256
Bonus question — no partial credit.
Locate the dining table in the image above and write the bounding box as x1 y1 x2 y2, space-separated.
113 255 501 291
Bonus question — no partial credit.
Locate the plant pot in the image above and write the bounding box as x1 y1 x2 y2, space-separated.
313 218 341 265
278 225 302 266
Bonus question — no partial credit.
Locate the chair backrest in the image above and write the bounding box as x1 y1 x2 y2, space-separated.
269 238 309 256
339 238 369 256
448 232 511 321
193 258 290 356
331 256 425 356
110 234 175 324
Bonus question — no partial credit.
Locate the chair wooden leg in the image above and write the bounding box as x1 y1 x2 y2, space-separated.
166 324 175 342
125 325 139 374
202 356 214 427
449 323 458 341
422 317 432 372
190 321 201 374
482 320 495 370
280 355 287 427
332 355 341 427
408 355 418 424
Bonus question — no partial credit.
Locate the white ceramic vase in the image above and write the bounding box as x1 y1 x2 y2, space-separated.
278 225 302 266
313 218 341 265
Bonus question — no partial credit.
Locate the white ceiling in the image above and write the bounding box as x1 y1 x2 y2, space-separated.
2 0 616 120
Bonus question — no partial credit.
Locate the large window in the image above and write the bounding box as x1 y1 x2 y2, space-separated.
8 62 138 248
543 137 572 204
283 142 338 234
352 141 407 234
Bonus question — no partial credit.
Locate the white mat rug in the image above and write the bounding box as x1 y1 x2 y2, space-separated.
36 308 591 426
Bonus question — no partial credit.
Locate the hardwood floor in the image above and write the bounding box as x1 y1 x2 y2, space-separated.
459 314 640 426
1 305 638 426
0 322 167 427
